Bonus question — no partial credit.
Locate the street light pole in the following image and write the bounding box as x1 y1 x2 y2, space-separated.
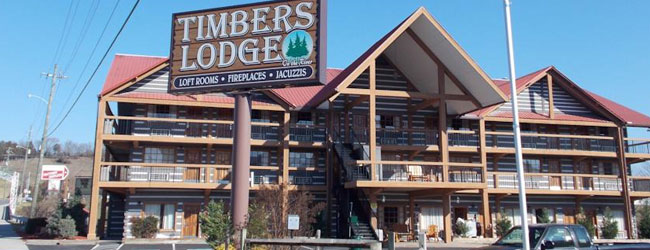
29 64 66 218
503 0 530 249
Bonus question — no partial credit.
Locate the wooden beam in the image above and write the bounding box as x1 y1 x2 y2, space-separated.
442 193 452 243
104 96 285 111
344 95 350 143
439 67 449 182
547 74 555 119
87 100 107 240
409 98 439 113
282 111 290 185
345 95 369 111
480 189 491 238
338 88 472 101
616 127 634 239
409 194 416 237
369 60 377 181
484 116 618 127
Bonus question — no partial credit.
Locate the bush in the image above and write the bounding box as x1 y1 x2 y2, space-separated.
637 203 650 238
46 210 77 239
455 219 469 237
601 207 619 239
495 211 512 237
576 207 596 238
130 216 159 238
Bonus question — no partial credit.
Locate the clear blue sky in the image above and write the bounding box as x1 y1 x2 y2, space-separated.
1 0 649 144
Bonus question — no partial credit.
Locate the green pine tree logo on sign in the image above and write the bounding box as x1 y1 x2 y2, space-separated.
282 30 313 60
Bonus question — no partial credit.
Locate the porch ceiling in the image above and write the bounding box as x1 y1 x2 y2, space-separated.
383 14 506 115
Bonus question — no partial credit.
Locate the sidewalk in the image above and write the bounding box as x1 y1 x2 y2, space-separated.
0 220 28 250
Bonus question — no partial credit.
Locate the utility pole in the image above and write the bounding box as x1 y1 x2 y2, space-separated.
21 126 32 197
30 64 66 218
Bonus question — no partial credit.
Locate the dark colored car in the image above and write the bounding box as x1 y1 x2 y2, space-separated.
480 224 650 250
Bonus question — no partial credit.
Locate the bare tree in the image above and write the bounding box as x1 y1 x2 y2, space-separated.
254 184 326 238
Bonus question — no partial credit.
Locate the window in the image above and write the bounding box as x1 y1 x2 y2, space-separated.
451 119 462 130
217 109 233 120
380 115 397 129
290 152 314 167
144 203 175 230
384 207 398 228
296 112 313 125
149 105 175 118
543 227 575 248
145 147 175 163
524 159 541 173
252 110 270 122
572 226 592 247
250 151 269 166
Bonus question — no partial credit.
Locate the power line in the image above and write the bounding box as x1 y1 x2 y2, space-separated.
51 0 80 67
48 0 141 137
62 0 100 73
54 0 120 123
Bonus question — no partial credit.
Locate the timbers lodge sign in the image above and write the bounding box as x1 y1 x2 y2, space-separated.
168 0 326 94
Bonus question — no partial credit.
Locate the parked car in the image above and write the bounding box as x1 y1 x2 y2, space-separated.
480 224 650 250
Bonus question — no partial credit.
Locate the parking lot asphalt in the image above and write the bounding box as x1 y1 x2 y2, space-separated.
25 243 212 250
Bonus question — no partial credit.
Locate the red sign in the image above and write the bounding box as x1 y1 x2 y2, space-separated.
41 165 69 180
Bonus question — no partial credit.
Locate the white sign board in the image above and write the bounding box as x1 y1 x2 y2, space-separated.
9 172 19 213
47 180 61 191
288 214 300 230
41 165 69 180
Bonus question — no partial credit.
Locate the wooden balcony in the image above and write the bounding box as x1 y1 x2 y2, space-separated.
487 171 622 196
625 138 650 160
629 176 650 197
485 131 618 157
97 162 327 189
343 160 485 191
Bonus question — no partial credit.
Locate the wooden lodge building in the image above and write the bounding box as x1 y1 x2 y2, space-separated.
87 8 650 242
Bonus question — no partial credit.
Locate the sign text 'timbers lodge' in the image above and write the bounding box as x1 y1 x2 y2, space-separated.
168 0 326 94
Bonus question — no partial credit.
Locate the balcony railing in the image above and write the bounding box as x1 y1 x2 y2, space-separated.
289 169 326 185
629 176 650 192
487 172 622 191
625 138 650 154
376 128 439 146
486 131 616 152
99 163 280 185
448 130 479 147
289 124 326 142
103 116 280 141
348 160 483 183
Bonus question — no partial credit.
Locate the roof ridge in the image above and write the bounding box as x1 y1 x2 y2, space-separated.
114 53 167 58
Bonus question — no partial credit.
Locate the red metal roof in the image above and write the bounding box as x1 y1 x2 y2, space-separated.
585 91 650 127
268 69 343 109
99 54 167 97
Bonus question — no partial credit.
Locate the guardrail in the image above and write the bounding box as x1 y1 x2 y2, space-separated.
289 124 326 142
625 138 650 154
487 172 622 191
351 161 483 183
486 131 616 152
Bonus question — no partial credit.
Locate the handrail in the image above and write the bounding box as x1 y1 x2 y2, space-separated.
624 138 650 142
105 115 280 127
488 171 619 179
448 129 477 134
628 176 650 180
99 162 278 170
354 160 482 168
485 131 614 140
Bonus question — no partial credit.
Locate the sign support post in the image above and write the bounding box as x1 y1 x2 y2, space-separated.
231 93 252 242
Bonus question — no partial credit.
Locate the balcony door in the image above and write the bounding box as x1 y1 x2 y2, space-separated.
182 203 200 237
548 159 561 190
184 149 201 183
352 114 368 143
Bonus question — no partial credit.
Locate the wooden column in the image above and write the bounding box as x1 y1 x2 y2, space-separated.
439 69 449 182
282 111 290 184
547 74 554 119
87 99 107 240
344 96 350 143
442 192 452 243
615 126 634 239
369 61 377 180
409 195 416 236
480 190 491 238
479 119 488 233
